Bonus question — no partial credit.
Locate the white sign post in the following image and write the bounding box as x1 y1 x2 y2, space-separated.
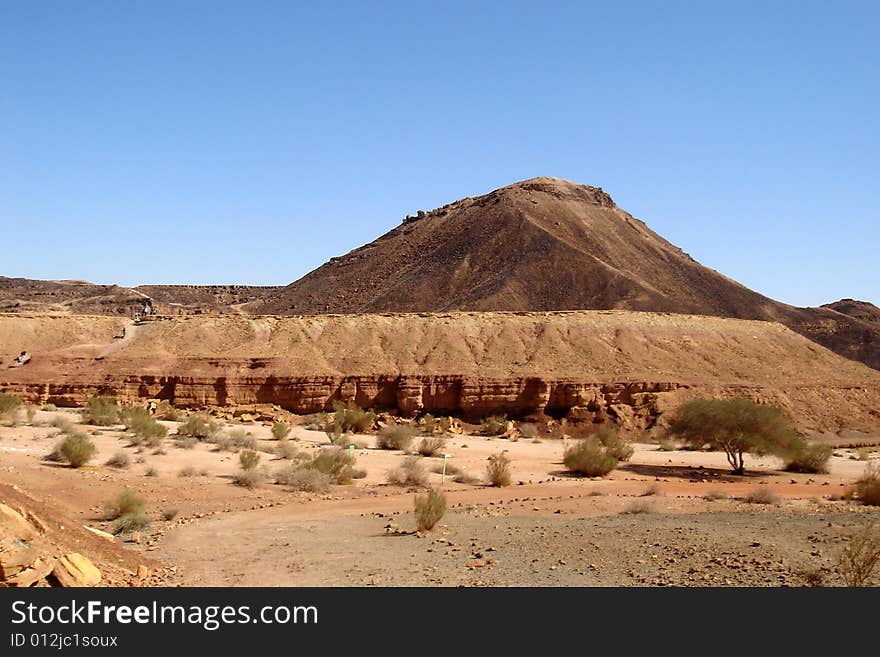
441 454 453 484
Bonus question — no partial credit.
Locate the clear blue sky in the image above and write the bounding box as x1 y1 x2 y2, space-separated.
1 1 877 307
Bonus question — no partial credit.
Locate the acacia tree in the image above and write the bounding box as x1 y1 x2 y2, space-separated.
666 398 799 474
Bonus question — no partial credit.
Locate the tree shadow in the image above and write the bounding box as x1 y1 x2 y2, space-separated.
618 462 766 482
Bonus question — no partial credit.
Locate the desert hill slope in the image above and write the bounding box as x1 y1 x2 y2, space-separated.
251 177 879 369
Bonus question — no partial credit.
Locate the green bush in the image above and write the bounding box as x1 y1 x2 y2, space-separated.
563 437 618 476
58 432 97 468
239 449 260 471
124 408 168 446
414 489 447 532
81 395 120 426
177 414 219 439
836 520 880 586
232 469 265 489
274 438 302 460
271 421 292 440
479 415 508 436
377 424 416 451
309 447 356 484
331 401 376 433
103 490 146 520
486 451 512 487
419 413 437 435
387 456 429 487
666 398 799 474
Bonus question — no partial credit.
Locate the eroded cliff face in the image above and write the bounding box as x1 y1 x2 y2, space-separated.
2 311 879 435
4 370 878 435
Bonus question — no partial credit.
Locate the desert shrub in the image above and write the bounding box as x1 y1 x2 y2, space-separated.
177 414 219 439
144 466 159 477
161 508 179 521
232 469 265 489
309 447 356 484
271 421 292 441
239 449 260 471
519 423 538 440
274 438 302 460
658 437 677 451
351 467 367 479
25 406 36 424
58 432 97 467
44 440 66 463
42 403 57 412
480 415 508 436
328 430 363 448
621 500 652 514
784 441 832 474
856 447 872 461
103 490 146 520
665 398 799 474
305 411 330 431
703 489 728 501
836 520 880 586
594 426 634 462
419 413 437 435
81 395 120 426
105 451 131 469
563 437 618 477
178 465 197 477
452 471 481 485
275 466 332 492
414 489 447 532
221 429 257 451
49 415 74 432
154 401 180 421
112 512 150 535
174 435 197 449
387 456 429 487
331 401 376 433
377 423 416 451
416 435 447 457
486 451 512 487
0 392 22 420
126 409 168 446
855 463 880 506
641 483 661 497
743 487 781 505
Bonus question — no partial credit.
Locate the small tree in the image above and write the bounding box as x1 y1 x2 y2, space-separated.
665 398 799 474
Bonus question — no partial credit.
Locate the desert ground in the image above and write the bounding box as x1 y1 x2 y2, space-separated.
2 406 878 587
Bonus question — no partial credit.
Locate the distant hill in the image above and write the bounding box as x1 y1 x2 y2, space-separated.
249 177 880 369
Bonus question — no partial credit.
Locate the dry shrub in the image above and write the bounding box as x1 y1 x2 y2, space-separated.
103 490 145 520
49 415 74 432
144 466 159 477
658 437 677 451
703 489 728 501
215 429 257 452
414 489 447 532
239 449 260 471
232 469 265 489
275 466 332 492
563 437 618 477
58 432 97 468
42 403 57 412
105 451 131 469
743 487 781 505
271 421 292 440
81 395 120 426
416 435 447 457
621 500 652 514
640 482 661 496
274 438 302 460
112 512 150 535
124 407 168 446
419 413 437 435
836 520 880 587
178 465 197 478
177 414 219 439
25 406 36 424
0 392 22 419
387 456 429 487
855 463 880 506
174 436 197 449
154 401 180 421
377 423 416 451
784 442 832 474
856 447 871 461
486 451 512 487
161 508 179 521
595 426 634 461
479 415 508 436
309 447 356 484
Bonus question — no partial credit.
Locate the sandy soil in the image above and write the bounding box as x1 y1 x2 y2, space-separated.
1 408 878 587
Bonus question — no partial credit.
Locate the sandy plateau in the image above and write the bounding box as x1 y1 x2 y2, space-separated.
1 407 878 587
